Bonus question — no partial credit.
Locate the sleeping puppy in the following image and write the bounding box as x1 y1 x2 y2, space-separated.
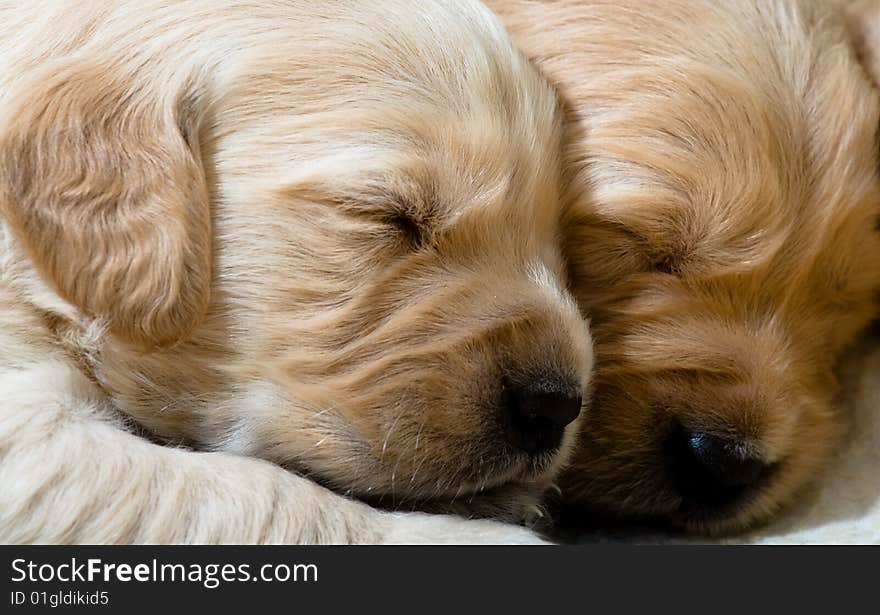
490 0 880 533
0 0 593 543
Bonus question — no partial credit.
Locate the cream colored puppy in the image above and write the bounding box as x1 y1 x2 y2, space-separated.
0 0 593 543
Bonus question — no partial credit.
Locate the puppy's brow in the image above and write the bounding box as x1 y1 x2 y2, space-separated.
600 218 688 274
361 180 446 224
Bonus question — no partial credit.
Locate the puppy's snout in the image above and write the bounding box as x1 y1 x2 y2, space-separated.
667 424 770 506
505 379 582 454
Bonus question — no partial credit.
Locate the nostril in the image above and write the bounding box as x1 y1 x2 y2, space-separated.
512 382 582 429
686 431 765 487
667 424 769 505
505 379 582 453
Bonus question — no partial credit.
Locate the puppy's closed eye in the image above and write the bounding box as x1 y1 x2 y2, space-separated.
595 219 686 276
650 253 681 276
382 206 432 250
344 190 440 252
615 221 703 278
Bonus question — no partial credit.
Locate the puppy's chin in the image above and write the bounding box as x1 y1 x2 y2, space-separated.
675 446 838 536
667 465 799 535
364 477 556 526
410 437 578 522
558 475 805 537
277 420 581 524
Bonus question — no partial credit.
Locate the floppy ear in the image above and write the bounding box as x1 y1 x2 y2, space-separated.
0 60 212 349
849 0 880 86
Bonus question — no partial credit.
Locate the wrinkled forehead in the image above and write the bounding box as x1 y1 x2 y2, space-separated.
266 132 565 234
217 0 537 117
208 4 563 220
214 86 564 232
587 67 797 216
583 59 880 265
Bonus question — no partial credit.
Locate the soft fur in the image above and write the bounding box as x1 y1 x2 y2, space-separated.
490 0 880 533
0 0 593 543
740 331 880 544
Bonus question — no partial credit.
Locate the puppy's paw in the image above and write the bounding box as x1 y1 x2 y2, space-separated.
379 512 552 545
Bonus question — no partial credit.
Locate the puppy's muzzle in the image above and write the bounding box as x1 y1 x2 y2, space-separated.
504 378 582 454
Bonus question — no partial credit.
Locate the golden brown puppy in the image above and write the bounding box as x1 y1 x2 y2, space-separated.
0 0 593 543
490 0 880 532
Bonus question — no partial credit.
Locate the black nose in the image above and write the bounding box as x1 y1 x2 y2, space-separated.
505 380 582 453
667 424 769 506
